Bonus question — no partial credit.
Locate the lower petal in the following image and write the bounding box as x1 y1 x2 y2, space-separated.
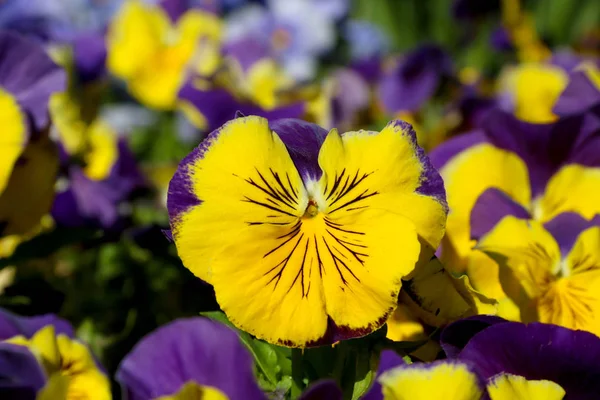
487 374 565 400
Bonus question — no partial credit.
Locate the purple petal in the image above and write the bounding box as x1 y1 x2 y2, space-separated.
299 380 342 400
224 37 271 73
167 144 204 223
428 130 488 171
331 68 370 129
470 188 531 240
178 83 305 132
378 45 452 113
116 317 265 400
440 315 507 358
0 308 74 340
72 32 107 84
362 350 406 400
554 69 600 118
543 212 600 257
549 51 584 72
481 109 584 197
0 31 66 130
269 118 328 182
0 342 47 398
458 322 600 398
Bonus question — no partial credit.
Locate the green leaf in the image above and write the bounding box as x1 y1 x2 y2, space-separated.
200 311 292 395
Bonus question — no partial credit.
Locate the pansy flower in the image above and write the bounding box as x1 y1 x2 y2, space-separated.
167 116 447 347
117 317 265 400
178 42 305 132
0 308 110 399
49 93 145 230
441 318 600 398
430 109 600 274
475 213 600 334
0 31 66 239
377 44 453 115
495 54 589 123
107 0 222 110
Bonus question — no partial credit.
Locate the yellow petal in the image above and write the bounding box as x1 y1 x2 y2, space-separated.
476 216 560 321
401 257 497 327
84 120 119 181
157 381 228 400
379 362 482 400
317 121 447 253
36 374 70 400
0 87 27 194
537 165 600 223
537 227 600 336
0 134 59 236
487 374 565 400
440 144 530 273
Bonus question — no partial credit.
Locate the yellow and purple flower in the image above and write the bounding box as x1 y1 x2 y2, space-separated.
476 213 600 335
117 317 265 400
0 31 66 239
167 116 447 347
0 308 110 399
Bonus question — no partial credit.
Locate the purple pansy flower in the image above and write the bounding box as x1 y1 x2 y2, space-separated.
442 318 600 398
52 140 145 231
117 317 265 400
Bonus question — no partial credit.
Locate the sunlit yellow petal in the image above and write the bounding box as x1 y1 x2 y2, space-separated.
379 362 482 400
318 121 447 252
477 216 561 322
7 326 61 375
440 144 530 273
84 120 119 181
536 165 600 223
56 335 111 400
0 88 27 194
49 93 87 155
537 227 600 336
157 381 228 400
499 63 567 123
107 0 168 80
487 374 565 400
246 59 293 110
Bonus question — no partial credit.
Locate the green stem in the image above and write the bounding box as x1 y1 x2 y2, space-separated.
291 348 304 399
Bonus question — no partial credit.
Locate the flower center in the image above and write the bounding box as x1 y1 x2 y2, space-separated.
303 199 319 218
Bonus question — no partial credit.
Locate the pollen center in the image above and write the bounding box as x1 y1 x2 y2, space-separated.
303 199 319 218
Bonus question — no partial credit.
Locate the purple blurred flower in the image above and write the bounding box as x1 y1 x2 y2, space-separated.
117 317 265 400
52 140 145 231
378 45 453 114
225 0 344 80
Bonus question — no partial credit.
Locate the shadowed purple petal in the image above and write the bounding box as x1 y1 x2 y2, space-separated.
481 109 585 197
543 212 600 257
378 45 452 113
470 188 531 240
553 69 600 118
0 308 74 340
458 322 600 398
178 83 305 133
362 350 406 400
270 119 328 182
428 130 487 170
440 315 507 358
116 318 265 400
0 342 47 399
0 31 66 130
299 380 342 400
167 145 203 223
72 32 106 84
